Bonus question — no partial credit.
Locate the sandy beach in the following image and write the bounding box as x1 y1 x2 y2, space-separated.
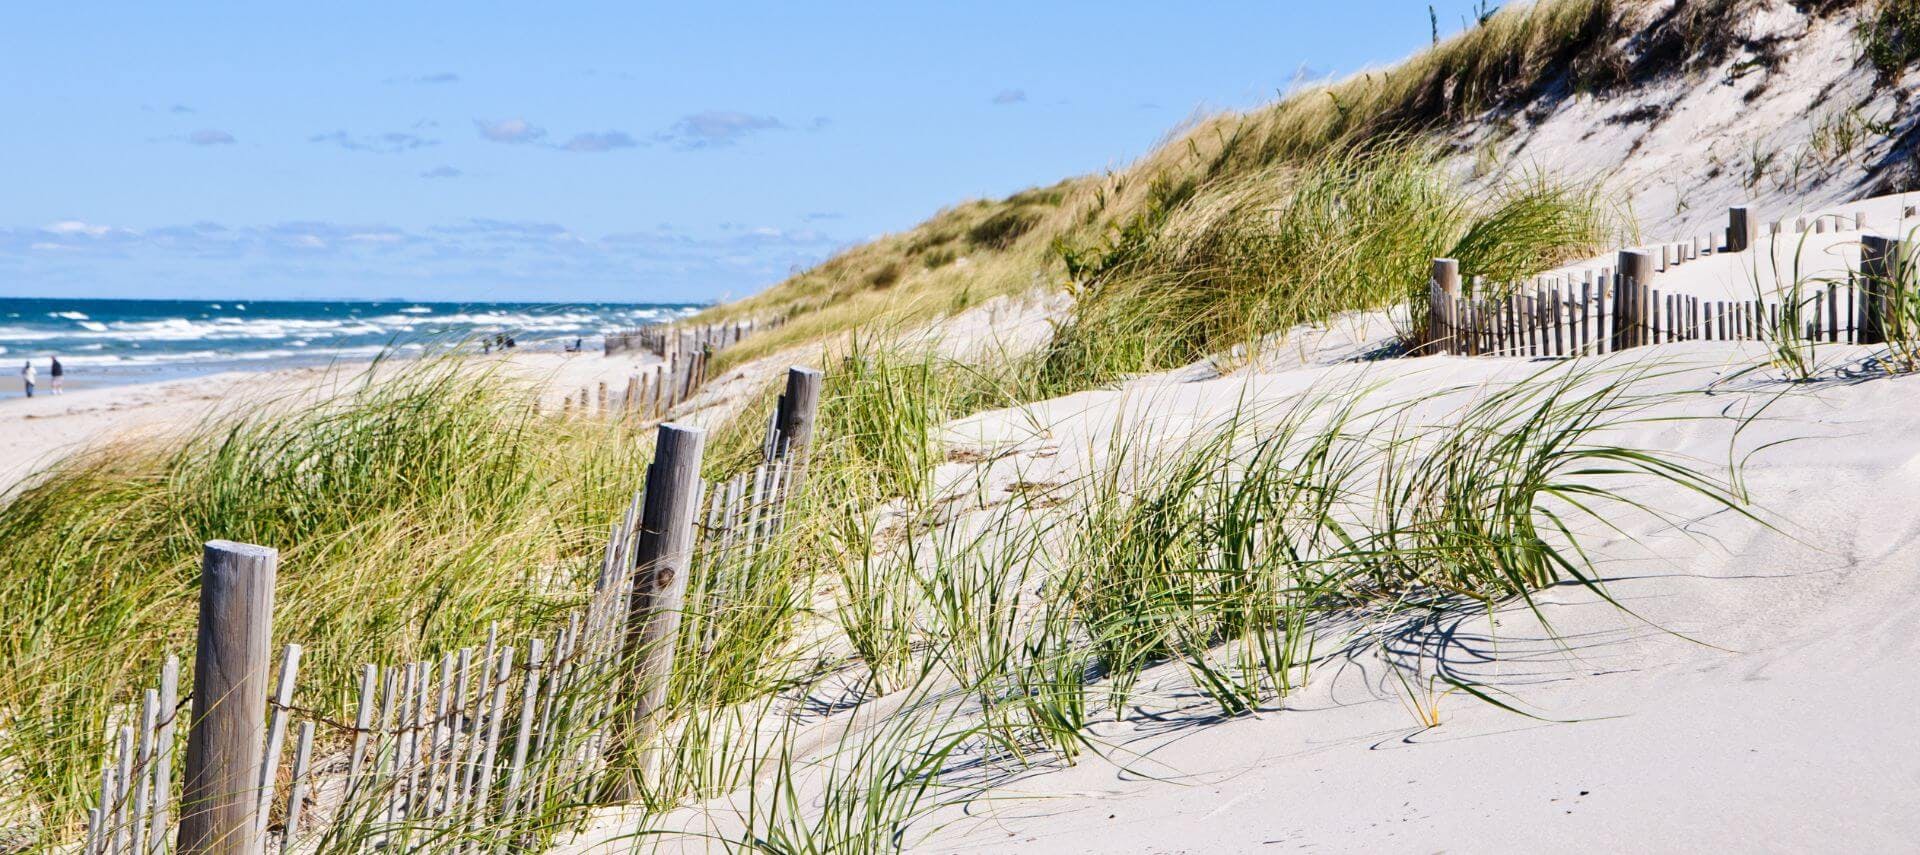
0 349 668 495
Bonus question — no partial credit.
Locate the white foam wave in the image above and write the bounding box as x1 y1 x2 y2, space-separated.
54 342 426 368
49 311 90 321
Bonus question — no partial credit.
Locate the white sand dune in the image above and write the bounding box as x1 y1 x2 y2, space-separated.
552 213 1920 850
559 341 1920 852
914 342 1920 853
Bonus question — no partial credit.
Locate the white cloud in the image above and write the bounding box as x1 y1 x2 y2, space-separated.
992 89 1027 105
474 117 545 144
188 129 236 145
1 216 848 300
310 130 439 153
653 111 784 149
561 131 639 153
1285 63 1329 91
46 220 112 237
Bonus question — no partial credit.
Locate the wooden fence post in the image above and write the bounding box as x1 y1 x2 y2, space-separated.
771 367 823 464
1428 258 1461 355
178 541 277 855
612 423 705 798
1727 205 1753 253
1862 234 1903 345
1616 250 1655 350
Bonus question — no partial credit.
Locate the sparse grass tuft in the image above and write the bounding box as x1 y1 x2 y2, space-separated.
1862 0 1920 77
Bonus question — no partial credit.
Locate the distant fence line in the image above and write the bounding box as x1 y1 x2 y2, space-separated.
571 317 787 420
78 368 825 854
1424 204 1912 358
603 316 783 358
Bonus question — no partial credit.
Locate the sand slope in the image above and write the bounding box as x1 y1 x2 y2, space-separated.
915 341 1920 853
1456 1 1917 242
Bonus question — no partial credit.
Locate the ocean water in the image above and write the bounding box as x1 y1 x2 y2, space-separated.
0 297 700 385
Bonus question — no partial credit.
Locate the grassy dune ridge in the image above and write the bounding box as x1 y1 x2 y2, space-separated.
701 0 1906 374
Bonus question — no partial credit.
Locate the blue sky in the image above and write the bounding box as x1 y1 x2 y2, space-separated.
1 2 1499 303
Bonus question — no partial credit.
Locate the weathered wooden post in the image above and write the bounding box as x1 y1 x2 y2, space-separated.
649 364 665 416
612 423 704 797
178 541 276 855
1862 234 1903 345
771 366 823 467
1616 250 1655 350
1428 258 1461 355
1727 206 1754 253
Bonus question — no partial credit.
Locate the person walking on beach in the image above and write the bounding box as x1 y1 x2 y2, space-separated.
20 361 35 398
48 355 63 395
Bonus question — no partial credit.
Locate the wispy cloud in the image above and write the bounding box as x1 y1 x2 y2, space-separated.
653 111 783 149
385 71 460 85
474 117 545 144
187 129 236 146
4 216 845 298
1285 63 1328 91
45 220 116 237
309 130 440 154
419 165 463 179
560 131 638 153
991 89 1027 105
170 104 195 115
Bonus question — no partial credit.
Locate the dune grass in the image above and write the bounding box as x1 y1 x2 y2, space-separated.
1861 0 1920 76
1038 144 1609 392
0 358 648 843
685 354 1757 852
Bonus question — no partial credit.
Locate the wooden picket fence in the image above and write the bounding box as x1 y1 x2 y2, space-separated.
1425 206 1904 357
78 367 823 855
567 318 785 420
603 317 783 359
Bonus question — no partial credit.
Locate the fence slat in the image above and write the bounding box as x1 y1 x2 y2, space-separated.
256 643 303 838
470 645 515 838
282 722 315 852
130 689 158 855
147 654 179 855
502 639 544 825
114 725 133 855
